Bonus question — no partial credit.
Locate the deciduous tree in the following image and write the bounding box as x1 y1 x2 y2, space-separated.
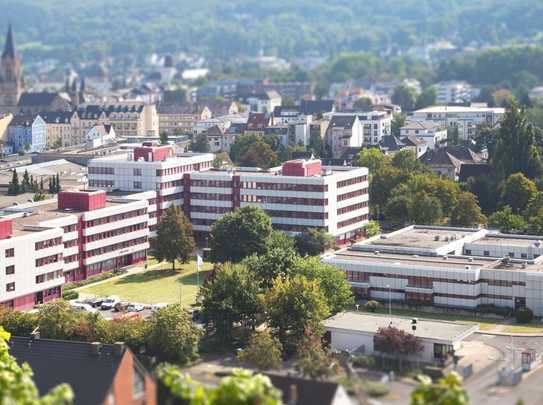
154 205 195 270
501 173 537 214
488 206 527 233
410 372 468 405
237 330 283 370
450 192 486 227
294 228 335 256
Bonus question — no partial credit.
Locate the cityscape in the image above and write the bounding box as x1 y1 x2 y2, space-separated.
2 1 543 404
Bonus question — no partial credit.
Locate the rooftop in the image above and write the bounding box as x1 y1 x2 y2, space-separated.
324 312 478 342
365 226 477 249
467 234 543 248
414 106 505 114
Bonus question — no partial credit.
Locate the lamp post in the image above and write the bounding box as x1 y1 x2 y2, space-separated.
386 284 391 316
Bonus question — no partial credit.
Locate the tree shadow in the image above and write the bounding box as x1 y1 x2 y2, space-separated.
176 270 211 286
116 269 179 284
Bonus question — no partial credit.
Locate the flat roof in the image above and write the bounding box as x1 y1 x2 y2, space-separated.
414 106 505 114
366 227 477 249
330 249 492 270
467 234 543 248
324 312 478 342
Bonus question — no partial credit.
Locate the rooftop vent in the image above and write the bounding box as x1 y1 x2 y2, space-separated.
468 257 474 262
434 235 440 241
444 236 449 241
443 255 448 260
380 235 388 239
465 265 471 270
374 250 380 255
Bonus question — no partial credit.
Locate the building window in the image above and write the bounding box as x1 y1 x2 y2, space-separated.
484 251 490 257
133 181 142 189
521 253 527 259
6 282 15 292
133 168 142 176
5 248 14 258
5 265 14 275
465 249 472 255
509 252 515 258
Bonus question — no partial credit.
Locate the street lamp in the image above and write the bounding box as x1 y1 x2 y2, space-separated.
386 284 391 316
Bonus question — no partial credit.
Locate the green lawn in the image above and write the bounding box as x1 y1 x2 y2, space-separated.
363 307 543 333
79 260 212 306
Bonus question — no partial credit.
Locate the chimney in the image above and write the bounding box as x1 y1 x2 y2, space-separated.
113 341 125 357
90 342 102 356
287 384 298 405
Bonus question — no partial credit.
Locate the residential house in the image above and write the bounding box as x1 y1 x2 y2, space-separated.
265 374 352 405
9 338 156 405
245 112 273 136
419 145 484 179
17 92 72 115
400 120 447 149
201 100 239 117
85 124 116 148
202 124 231 153
37 111 75 148
157 103 211 135
244 90 282 114
8 114 43 152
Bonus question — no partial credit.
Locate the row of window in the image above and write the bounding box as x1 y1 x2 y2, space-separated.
337 189 368 202
85 237 147 258
35 237 62 251
191 206 231 214
191 192 231 201
36 270 63 284
337 214 368 229
89 179 114 188
191 179 232 188
84 208 147 228
265 210 327 220
4 248 14 258
337 176 367 188
63 224 77 233
36 254 62 267
243 182 328 192
64 239 78 249
84 222 147 243
156 162 211 177
160 180 183 189
64 253 79 264
88 166 114 175
337 202 368 216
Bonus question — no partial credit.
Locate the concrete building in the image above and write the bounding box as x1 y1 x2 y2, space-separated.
37 111 74 148
244 90 282 114
8 115 44 153
399 121 447 149
323 225 543 316
324 311 478 363
157 103 211 135
0 189 150 309
88 146 369 242
433 81 477 105
410 106 505 141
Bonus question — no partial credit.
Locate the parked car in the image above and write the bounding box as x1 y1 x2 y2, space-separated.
70 302 97 314
126 303 145 312
113 301 130 312
100 296 120 310
88 297 106 308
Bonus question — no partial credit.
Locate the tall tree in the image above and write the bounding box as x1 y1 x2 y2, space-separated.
294 228 335 256
209 205 274 263
153 205 195 270
410 191 443 225
353 97 373 111
450 192 486 227
501 173 537 214
392 85 418 112
391 113 406 137
7 170 19 195
415 87 436 109
191 133 210 153
265 275 329 348
491 102 543 180
237 330 283 371
199 263 261 342
352 147 389 174
159 131 169 145
22 169 30 192
488 206 527 233
0 327 73 404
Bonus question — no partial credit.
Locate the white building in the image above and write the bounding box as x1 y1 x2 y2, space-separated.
433 81 477 105
244 90 282 114
88 146 370 242
85 124 116 148
0 189 150 310
323 225 543 316
324 112 391 158
400 121 447 149
324 312 478 363
410 105 505 141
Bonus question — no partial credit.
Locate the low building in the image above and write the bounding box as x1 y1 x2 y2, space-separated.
410 105 505 141
433 81 477 105
36 111 75 149
243 90 282 114
324 311 478 363
400 121 447 149
419 146 484 180
9 338 156 405
322 225 543 316
8 114 43 153
85 124 116 148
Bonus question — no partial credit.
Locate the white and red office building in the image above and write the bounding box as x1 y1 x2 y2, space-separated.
0 189 150 310
87 144 370 242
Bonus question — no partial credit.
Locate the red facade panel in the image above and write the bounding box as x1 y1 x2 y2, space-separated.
58 191 107 211
282 159 322 177
0 218 13 240
134 145 173 162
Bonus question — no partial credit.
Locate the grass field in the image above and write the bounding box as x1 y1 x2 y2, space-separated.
79 260 212 306
364 307 543 333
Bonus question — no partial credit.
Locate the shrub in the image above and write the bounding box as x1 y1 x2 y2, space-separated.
62 290 79 300
361 380 390 398
515 307 534 324
351 354 375 368
63 269 127 290
364 300 379 313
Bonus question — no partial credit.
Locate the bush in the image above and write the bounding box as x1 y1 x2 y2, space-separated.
515 307 534 324
63 269 127 290
361 380 390 398
62 290 79 300
476 304 511 317
364 300 379 313
351 354 375 368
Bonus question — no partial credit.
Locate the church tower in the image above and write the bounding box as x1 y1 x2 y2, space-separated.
0 24 23 110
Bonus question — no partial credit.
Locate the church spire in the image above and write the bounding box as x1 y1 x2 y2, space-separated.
2 24 16 59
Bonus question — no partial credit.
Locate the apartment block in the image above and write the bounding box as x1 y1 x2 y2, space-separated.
323 225 543 316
